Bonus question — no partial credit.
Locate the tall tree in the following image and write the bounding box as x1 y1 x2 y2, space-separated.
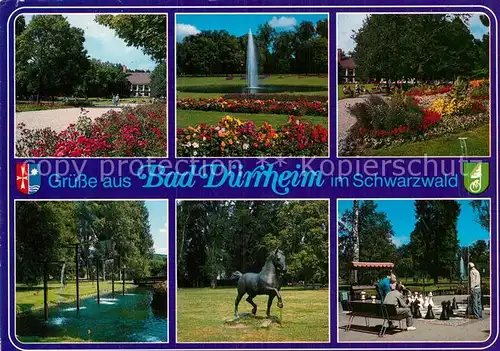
16 15 89 100
95 15 166 62
75 59 129 98
352 14 477 82
470 200 490 231
410 200 460 284
338 200 396 283
468 239 489 276
150 62 167 97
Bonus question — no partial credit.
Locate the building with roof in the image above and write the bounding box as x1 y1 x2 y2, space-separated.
337 49 356 83
123 65 151 97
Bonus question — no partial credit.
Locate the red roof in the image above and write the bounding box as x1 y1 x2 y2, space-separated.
351 262 394 269
339 58 356 70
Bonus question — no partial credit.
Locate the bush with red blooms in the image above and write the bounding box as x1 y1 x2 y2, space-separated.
406 86 453 96
16 104 167 157
177 115 328 157
177 97 328 116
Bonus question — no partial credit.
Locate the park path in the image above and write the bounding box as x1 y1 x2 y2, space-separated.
338 294 491 342
337 96 368 143
16 105 139 133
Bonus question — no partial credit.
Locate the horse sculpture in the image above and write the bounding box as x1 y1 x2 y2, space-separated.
232 248 287 318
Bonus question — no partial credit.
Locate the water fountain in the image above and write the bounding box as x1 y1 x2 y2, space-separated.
246 29 259 93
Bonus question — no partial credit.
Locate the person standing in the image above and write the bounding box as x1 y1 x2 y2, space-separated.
383 283 416 331
469 262 482 319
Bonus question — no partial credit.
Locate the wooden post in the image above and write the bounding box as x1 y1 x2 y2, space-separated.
122 267 125 296
43 262 48 321
75 244 80 312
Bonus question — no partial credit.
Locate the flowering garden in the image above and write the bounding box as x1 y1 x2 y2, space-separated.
17 104 167 157
339 78 490 156
176 76 329 157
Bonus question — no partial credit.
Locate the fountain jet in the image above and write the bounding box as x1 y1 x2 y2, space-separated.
246 29 259 92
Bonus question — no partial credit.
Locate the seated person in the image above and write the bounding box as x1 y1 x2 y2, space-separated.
383 283 416 331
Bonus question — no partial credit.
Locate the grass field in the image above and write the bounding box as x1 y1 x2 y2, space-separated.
16 280 136 314
361 124 490 156
177 110 328 129
177 75 328 87
177 287 329 342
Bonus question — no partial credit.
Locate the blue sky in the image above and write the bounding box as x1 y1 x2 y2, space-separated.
144 201 168 256
337 200 489 247
337 13 490 53
176 13 328 42
24 14 157 70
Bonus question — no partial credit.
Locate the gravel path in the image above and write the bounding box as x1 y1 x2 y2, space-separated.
16 107 126 133
337 97 368 142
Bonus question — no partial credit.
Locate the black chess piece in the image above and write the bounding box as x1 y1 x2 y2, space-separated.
452 297 458 310
447 300 454 317
425 304 435 319
440 301 450 320
413 300 422 318
409 301 415 316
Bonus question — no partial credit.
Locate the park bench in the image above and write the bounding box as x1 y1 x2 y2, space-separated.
345 301 407 337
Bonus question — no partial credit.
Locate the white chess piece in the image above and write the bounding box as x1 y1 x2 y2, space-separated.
428 292 434 307
423 296 429 308
418 293 424 305
371 296 376 304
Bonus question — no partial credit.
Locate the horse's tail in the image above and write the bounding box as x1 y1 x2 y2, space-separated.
231 271 243 280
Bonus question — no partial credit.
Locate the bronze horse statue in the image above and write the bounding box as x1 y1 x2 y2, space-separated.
232 248 287 318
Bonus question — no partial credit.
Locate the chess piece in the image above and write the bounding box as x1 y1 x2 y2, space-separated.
361 291 366 301
371 296 376 304
452 297 458 310
440 301 450 320
425 304 435 319
447 301 454 317
418 293 424 305
423 295 429 309
428 292 434 307
413 299 422 318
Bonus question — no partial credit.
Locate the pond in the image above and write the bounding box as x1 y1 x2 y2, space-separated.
16 288 167 343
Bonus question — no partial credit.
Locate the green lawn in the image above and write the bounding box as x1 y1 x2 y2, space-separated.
176 90 329 99
177 75 328 87
337 83 376 100
16 280 136 314
177 287 329 342
362 124 490 156
177 110 328 129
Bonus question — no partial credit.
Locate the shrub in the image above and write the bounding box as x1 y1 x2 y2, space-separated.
222 93 328 103
17 103 167 157
177 97 328 116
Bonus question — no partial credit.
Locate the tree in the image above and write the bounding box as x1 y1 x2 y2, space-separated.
316 19 328 38
338 200 396 283
150 62 166 97
470 200 490 231
95 15 166 62
16 15 89 100
410 200 460 284
15 15 26 36
468 239 489 277
75 59 129 98
352 14 477 82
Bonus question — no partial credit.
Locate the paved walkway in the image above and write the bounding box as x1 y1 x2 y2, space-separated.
16 105 138 133
337 97 368 142
338 295 491 342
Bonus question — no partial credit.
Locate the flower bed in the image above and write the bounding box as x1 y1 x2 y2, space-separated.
177 115 328 157
177 97 328 116
406 86 453 96
222 93 328 103
17 103 167 157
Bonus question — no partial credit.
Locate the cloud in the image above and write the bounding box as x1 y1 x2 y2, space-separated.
154 247 168 255
176 23 200 42
268 16 297 29
392 235 410 247
337 13 369 54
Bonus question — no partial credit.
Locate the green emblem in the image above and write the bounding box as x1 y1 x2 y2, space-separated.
463 162 489 194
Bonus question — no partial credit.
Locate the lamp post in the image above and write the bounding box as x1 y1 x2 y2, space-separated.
122 266 126 296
